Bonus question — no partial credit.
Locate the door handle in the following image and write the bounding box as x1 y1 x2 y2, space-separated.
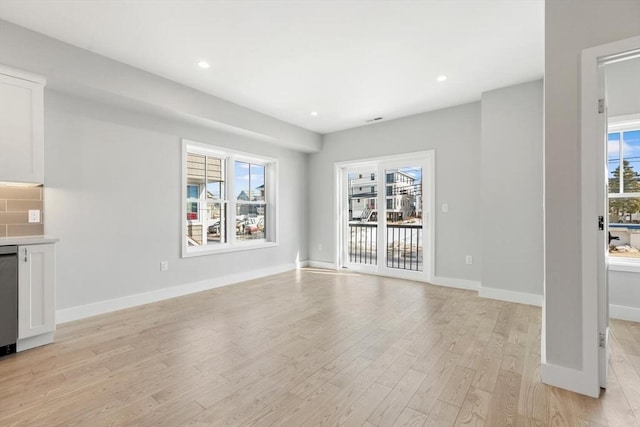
24 248 28 262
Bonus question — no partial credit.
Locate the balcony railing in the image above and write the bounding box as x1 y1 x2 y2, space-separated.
387 224 422 271
348 223 422 271
349 223 377 265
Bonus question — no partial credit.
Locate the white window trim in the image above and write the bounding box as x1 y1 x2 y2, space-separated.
608 258 640 272
181 139 278 258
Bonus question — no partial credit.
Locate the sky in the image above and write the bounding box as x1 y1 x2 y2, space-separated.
608 130 640 183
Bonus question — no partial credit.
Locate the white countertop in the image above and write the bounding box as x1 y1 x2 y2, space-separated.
0 235 59 246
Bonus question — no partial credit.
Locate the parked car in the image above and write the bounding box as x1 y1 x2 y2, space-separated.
244 217 264 234
208 220 221 234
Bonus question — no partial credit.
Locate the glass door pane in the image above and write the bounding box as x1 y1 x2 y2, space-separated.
345 169 378 266
384 166 422 271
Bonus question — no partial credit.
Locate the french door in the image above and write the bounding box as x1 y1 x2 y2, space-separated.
337 151 434 282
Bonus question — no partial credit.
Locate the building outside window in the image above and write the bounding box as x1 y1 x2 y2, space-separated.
349 170 420 222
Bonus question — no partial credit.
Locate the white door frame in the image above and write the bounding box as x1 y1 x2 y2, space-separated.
334 150 435 282
580 36 640 395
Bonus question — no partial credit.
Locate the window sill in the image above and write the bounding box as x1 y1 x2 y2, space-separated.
608 258 640 273
183 240 278 258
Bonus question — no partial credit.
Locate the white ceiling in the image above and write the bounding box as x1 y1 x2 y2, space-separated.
0 0 544 134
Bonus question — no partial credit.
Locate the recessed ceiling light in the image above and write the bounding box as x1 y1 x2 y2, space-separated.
198 61 210 69
437 75 448 82
310 111 318 116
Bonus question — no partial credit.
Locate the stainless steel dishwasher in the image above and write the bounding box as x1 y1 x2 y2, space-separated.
0 245 18 356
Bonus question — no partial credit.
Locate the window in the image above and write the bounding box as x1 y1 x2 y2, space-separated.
607 121 640 261
182 140 277 256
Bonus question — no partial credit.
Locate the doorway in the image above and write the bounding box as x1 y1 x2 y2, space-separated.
335 151 434 282
581 37 640 392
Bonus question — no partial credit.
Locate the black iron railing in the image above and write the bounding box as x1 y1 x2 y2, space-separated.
386 224 422 271
348 223 377 265
348 223 422 271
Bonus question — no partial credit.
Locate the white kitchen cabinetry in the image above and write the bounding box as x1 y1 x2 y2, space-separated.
0 65 46 184
17 243 55 351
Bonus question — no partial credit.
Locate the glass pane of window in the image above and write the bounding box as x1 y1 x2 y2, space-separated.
186 202 203 246
206 202 227 243
234 162 266 202
234 161 250 201
206 156 225 200
609 196 640 259
608 133 621 189
610 196 640 224
250 164 265 201
347 169 377 265
385 166 422 271
187 153 206 191
622 130 640 193
236 205 266 241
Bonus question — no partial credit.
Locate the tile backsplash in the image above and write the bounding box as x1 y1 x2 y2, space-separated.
0 184 44 237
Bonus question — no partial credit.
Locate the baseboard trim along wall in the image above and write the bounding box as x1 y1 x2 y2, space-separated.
56 261 308 324
430 276 481 291
58 260 639 326
540 362 600 398
307 260 337 270
610 304 640 322
478 286 543 307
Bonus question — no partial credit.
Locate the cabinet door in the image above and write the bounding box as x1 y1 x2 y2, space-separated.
0 73 44 184
18 244 55 339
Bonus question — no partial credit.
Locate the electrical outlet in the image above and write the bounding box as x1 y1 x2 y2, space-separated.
28 210 41 223
160 261 169 271
442 203 449 213
465 255 473 265
318 243 323 252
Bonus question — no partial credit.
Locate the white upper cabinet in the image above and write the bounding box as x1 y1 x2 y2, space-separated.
0 66 46 184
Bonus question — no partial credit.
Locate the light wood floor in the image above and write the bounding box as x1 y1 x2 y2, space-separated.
1 269 639 426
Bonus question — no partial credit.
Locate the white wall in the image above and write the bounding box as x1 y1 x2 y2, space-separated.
480 80 544 301
0 20 314 316
609 269 640 321
309 103 482 282
43 90 309 312
544 0 640 381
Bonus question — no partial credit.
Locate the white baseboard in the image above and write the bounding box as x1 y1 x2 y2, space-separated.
56 262 302 324
541 362 599 398
430 276 480 291
610 304 640 322
479 286 543 307
307 260 337 270
17 332 55 352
